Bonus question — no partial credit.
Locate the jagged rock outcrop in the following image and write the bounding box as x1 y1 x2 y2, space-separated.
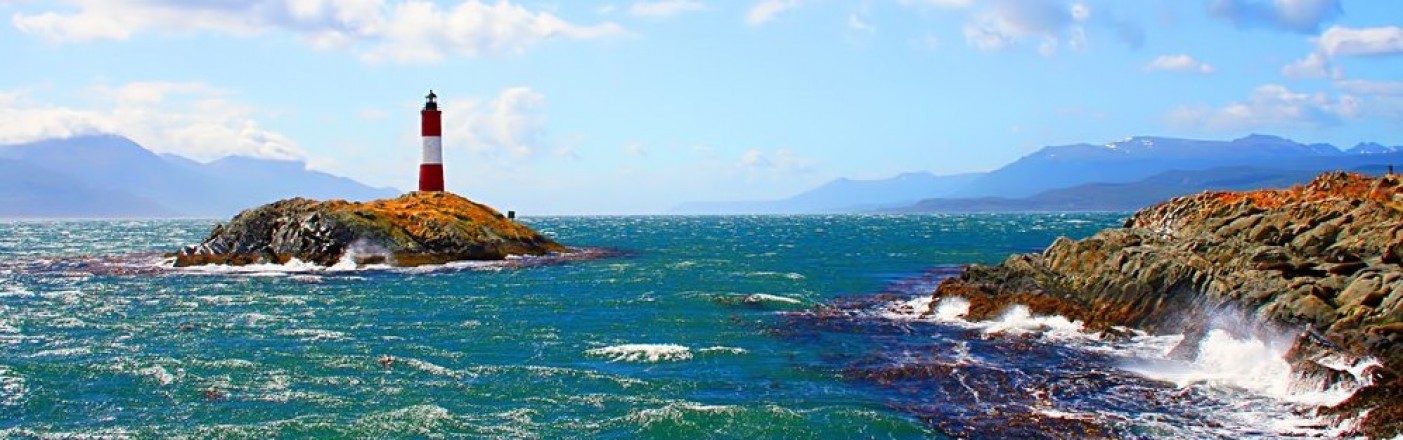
172 192 566 267
929 172 1403 437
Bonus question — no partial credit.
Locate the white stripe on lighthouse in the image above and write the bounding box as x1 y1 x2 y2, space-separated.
422 136 443 164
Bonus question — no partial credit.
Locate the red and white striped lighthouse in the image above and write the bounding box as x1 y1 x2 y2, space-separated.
419 90 445 192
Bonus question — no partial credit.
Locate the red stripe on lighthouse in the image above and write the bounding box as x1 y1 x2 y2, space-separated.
419 164 444 192
421 110 441 137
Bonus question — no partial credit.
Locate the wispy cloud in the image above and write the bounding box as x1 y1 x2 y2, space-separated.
1282 26 1403 79
1168 84 1358 130
1145 54 1215 74
746 0 803 26
739 148 814 173
441 87 549 159
1315 25 1403 57
1208 0 1341 34
628 0 705 18
10 0 626 63
961 0 1090 56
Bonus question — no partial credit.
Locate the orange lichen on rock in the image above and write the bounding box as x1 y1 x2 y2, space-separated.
327 191 552 247
1207 172 1400 209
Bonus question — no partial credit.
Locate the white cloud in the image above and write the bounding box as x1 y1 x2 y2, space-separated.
848 11 873 34
739 148 813 173
1208 0 1341 34
740 149 767 167
10 0 626 63
1316 25 1403 57
441 87 547 159
1168 84 1358 130
628 0 704 18
1282 52 1332 78
746 0 802 26
957 0 1089 55
1332 79 1403 120
1280 26 1403 80
1145 54 1215 74
0 82 306 161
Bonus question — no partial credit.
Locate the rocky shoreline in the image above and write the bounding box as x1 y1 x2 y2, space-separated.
927 172 1402 437
172 192 566 267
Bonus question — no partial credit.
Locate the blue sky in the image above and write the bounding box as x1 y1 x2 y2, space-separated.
2 0 1401 214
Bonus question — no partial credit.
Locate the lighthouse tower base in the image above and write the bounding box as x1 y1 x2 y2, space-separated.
419 164 444 192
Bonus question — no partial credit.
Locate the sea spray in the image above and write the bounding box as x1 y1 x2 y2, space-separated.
869 293 1382 437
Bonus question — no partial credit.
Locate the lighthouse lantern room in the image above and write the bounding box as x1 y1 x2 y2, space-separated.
419 90 445 192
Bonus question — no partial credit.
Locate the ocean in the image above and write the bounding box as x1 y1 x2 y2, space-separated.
0 215 1373 438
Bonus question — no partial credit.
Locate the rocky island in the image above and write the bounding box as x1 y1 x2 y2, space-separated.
172 191 566 267
929 171 1402 437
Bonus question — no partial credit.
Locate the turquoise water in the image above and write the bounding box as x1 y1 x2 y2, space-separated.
0 215 1352 438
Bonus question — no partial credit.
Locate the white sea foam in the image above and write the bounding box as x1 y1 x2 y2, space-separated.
169 251 401 277
746 271 806 280
586 344 693 363
277 328 350 342
236 312 282 328
354 404 454 434
625 402 738 427
288 274 323 283
1128 329 1377 408
0 284 33 298
40 290 84 305
881 295 935 320
203 359 257 369
697 346 748 355
402 358 464 379
139 365 178 386
0 366 27 407
980 305 1089 341
167 251 587 277
29 347 91 358
49 317 91 329
933 297 970 321
743 293 803 305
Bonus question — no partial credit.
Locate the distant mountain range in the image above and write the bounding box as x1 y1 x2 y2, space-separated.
674 134 1403 214
673 172 981 214
0 134 398 218
891 165 1390 213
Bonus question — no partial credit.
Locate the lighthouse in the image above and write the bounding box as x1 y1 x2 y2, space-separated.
419 90 445 192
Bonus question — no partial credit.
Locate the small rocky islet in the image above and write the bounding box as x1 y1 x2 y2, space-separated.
929 171 1403 437
172 191 566 267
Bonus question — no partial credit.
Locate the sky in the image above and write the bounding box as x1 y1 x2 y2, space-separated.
1 0 1401 214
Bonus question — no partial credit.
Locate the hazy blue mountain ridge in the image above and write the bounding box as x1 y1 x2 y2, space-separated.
676 134 1403 214
0 134 398 218
672 172 980 214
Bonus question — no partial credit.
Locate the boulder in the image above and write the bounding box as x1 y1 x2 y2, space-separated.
173 192 566 267
928 172 1403 437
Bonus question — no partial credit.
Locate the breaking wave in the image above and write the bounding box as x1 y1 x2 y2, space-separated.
843 294 1382 437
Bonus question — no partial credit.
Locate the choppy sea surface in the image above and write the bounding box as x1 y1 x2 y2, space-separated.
0 215 1377 438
